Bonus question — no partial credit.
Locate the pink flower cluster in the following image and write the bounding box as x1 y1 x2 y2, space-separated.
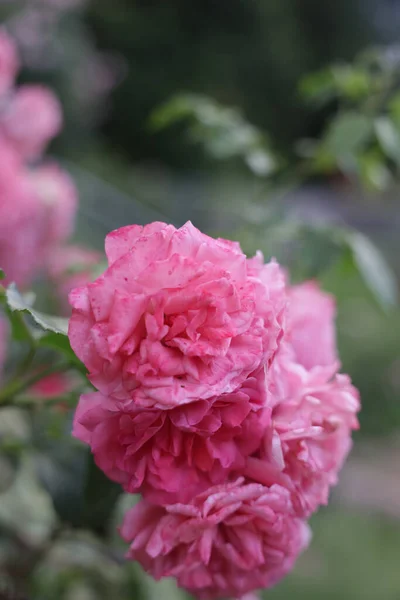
0 29 96 297
70 221 360 599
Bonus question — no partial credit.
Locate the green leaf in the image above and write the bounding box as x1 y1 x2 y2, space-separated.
374 117 400 165
0 269 5 280
149 95 197 131
38 332 87 373
323 111 373 164
37 446 121 533
345 232 398 309
332 65 371 100
6 284 68 336
292 226 344 280
358 150 392 192
299 69 336 104
81 453 122 535
150 94 276 177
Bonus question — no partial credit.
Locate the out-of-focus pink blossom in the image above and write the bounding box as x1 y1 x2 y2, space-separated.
245 282 360 517
0 141 46 287
120 478 311 599
0 84 62 158
30 372 70 398
287 282 337 370
29 163 78 244
73 368 270 504
0 29 18 97
68 221 286 409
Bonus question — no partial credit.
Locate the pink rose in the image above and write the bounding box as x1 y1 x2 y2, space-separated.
68 221 286 408
0 29 18 97
0 85 62 158
29 163 78 245
120 478 310 599
73 367 270 504
244 281 360 517
30 373 70 399
287 282 337 370
0 142 46 287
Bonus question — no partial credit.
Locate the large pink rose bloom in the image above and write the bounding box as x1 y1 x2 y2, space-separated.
68 221 286 408
0 29 18 97
245 282 360 517
0 142 46 287
0 85 62 159
120 478 310 599
73 367 270 504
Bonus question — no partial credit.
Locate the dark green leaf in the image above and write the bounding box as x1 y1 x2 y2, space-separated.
323 111 373 163
358 150 392 191
6 283 68 335
150 94 276 177
345 232 398 309
149 95 197 130
81 454 122 535
299 69 336 104
0 269 5 280
38 332 86 372
35 410 121 533
290 226 344 281
332 65 371 100
374 117 400 165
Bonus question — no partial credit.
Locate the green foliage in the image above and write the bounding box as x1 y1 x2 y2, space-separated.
85 0 372 167
299 47 400 190
36 434 121 534
151 94 277 176
5 284 69 336
343 231 398 310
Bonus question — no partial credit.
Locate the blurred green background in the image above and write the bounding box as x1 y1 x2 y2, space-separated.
1 1 400 599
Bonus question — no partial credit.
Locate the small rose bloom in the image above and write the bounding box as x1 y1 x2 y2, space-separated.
73 367 270 504
120 478 310 599
30 373 70 398
245 282 360 517
0 29 19 97
68 221 286 409
0 85 62 158
287 282 337 370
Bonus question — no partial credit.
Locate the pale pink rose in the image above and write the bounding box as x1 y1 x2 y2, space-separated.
29 163 78 245
287 282 337 370
120 478 311 599
0 85 62 158
244 281 360 517
0 142 46 287
47 245 102 313
73 367 270 504
0 29 19 97
246 359 359 516
68 221 286 408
